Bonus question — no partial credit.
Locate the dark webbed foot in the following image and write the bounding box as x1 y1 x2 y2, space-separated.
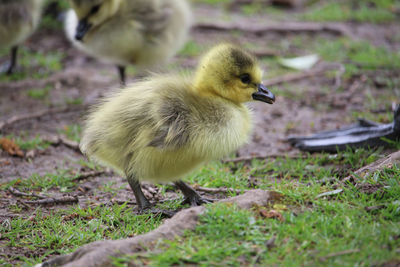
288 105 400 152
174 180 214 207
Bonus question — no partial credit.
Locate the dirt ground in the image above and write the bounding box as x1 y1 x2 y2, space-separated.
0 1 399 265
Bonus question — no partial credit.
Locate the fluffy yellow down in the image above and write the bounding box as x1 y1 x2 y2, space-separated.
80 44 269 183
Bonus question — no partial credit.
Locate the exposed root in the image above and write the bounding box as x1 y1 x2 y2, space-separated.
342 150 400 184
38 190 276 267
8 187 46 199
42 134 82 153
24 196 78 205
8 187 78 205
194 21 351 37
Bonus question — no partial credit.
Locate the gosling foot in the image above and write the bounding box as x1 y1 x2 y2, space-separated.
181 194 214 207
138 207 176 218
0 62 17 75
175 180 214 207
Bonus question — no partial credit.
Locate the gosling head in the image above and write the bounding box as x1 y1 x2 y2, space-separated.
194 44 275 105
69 0 123 41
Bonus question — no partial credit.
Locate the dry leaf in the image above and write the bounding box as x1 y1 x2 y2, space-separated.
278 54 319 70
259 209 285 222
0 138 24 157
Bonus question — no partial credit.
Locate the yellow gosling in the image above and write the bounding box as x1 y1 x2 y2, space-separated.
80 44 275 211
65 0 192 85
0 0 44 74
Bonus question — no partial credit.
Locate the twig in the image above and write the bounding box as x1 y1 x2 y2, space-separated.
316 189 343 198
71 170 107 182
17 199 31 209
112 199 136 205
59 136 81 152
194 21 351 37
9 187 79 205
193 185 248 194
24 196 78 205
319 249 360 261
8 187 46 199
41 135 81 153
0 106 86 132
264 68 328 87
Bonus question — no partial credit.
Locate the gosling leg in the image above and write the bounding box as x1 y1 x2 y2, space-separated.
127 175 176 217
7 46 18 75
127 175 151 211
117 65 126 86
174 180 213 206
1 46 18 75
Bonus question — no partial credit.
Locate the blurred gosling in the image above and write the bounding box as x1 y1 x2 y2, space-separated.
0 0 44 74
65 0 192 85
80 44 275 211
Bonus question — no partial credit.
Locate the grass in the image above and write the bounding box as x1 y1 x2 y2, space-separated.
1 145 399 266
179 40 203 57
315 38 400 77
1 1 399 266
1 134 51 151
40 0 70 30
27 85 52 101
303 0 398 23
118 163 400 266
58 124 82 143
0 203 163 266
0 48 64 81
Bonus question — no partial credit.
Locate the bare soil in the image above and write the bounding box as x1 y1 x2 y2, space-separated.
0 2 399 264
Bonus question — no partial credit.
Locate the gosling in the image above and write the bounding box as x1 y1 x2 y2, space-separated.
0 0 44 74
80 44 275 211
65 0 192 85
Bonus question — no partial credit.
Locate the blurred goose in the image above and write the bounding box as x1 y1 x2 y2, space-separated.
65 0 192 85
0 0 44 74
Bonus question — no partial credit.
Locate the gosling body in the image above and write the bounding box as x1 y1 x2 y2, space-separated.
81 76 252 183
0 0 44 74
80 44 275 210
65 0 192 84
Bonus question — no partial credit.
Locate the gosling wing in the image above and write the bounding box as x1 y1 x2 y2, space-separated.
148 99 190 149
132 3 173 34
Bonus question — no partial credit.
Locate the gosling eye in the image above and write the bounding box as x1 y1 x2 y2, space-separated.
240 73 251 85
89 4 101 15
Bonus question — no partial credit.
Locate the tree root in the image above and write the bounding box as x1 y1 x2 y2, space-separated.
342 150 400 184
37 190 276 267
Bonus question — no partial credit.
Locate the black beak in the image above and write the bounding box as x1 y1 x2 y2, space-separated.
75 18 92 41
252 84 275 104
